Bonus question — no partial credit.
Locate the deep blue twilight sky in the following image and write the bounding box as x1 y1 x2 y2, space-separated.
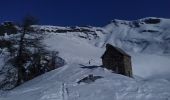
0 0 170 26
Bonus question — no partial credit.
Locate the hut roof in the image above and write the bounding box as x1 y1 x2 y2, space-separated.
101 44 130 58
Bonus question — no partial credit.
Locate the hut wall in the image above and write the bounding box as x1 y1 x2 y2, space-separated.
102 58 116 70
102 45 133 77
102 55 125 74
123 56 133 77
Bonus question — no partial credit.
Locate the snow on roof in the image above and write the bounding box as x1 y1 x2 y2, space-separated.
102 43 130 57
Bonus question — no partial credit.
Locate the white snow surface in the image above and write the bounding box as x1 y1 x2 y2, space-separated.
1 63 170 100
0 17 170 100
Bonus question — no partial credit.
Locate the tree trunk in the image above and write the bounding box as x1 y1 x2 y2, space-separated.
16 28 26 85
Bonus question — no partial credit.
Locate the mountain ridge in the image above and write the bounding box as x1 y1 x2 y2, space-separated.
32 17 170 56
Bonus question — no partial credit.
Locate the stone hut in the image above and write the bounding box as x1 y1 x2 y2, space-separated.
101 44 133 77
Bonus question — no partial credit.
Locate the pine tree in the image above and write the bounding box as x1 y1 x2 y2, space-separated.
15 15 39 85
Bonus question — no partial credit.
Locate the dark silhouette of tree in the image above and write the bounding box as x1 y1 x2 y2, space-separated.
0 16 65 89
15 15 39 85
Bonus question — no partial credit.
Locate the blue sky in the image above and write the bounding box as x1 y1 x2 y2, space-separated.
0 0 170 26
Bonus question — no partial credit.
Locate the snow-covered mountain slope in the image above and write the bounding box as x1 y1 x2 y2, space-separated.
0 17 170 100
1 63 170 100
36 17 170 55
42 33 170 79
37 17 170 78
102 17 170 55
